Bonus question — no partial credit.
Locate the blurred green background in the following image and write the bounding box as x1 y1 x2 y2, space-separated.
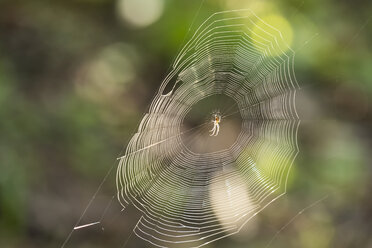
0 0 371 247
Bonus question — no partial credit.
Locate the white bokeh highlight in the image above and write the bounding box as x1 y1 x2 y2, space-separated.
117 0 164 28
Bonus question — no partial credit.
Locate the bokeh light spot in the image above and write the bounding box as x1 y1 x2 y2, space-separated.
223 0 277 15
117 0 164 28
75 43 138 102
252 14 293 56
209 170 258 234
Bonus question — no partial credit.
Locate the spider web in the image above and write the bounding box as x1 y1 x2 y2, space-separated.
116 9 299 248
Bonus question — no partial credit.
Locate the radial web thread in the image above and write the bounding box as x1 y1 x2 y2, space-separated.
117 9 300 248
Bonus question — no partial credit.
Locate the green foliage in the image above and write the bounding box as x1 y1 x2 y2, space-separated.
0 0 371 247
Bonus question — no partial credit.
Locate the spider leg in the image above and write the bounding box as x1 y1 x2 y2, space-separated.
209 123 216 132
214 123 220 136
210 123 216 136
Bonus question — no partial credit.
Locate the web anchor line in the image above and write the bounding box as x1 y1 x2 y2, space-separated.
74 222 101 230
265 195 329 248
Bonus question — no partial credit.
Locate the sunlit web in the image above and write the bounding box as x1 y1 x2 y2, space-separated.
116 9 299 248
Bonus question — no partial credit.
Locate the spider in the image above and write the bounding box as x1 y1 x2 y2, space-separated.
209 114 221 136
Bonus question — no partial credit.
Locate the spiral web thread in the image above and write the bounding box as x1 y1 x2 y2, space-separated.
117 9 299 248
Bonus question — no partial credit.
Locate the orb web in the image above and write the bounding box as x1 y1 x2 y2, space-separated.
117 9 299 248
